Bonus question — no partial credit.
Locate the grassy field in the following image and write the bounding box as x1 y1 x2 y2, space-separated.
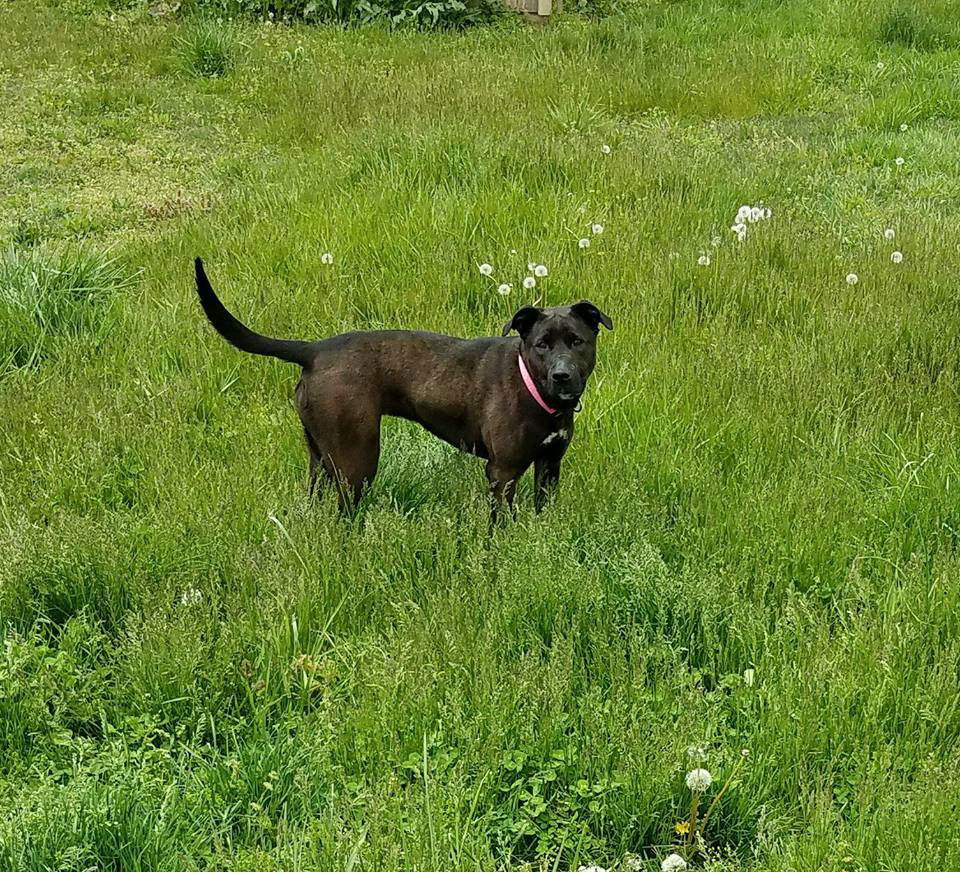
3 1 960 869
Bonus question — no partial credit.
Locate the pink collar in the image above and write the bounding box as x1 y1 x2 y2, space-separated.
518 354 557 415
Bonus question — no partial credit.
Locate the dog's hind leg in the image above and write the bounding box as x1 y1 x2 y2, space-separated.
328 444 378 513
303 427 325 499
301 409 380 514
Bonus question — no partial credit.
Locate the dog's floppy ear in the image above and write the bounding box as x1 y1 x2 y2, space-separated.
502 306 543 338
570 301 613 333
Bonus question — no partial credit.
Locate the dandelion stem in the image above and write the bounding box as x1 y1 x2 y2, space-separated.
687 791 700 853
699 755 746 839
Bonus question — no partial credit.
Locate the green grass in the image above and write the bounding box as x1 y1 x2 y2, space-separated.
3 1 960 869
0 246 135 374
175 19 242 78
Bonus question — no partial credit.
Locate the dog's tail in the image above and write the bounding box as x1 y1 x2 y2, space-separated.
194 258 315 367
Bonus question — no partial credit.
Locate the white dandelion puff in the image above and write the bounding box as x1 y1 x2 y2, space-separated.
534 264 548 277
895 156 905 167
523 276 536 289
900 122 908 132
876 61 885 71
743 668 755 686
884 228 896 240
479 263 493 276
736 204 751 222
497 283 512 295
749 206 763 223
741 748 751 758
601 144 611 155
685 768 713 791
891 251 903 264
579 238 591 249
510 248 517 255
763 207 772 219
527 261 538 272
661 854 688 872
320 252 334 265
697 254 711 267
846 273 859 285
180 587 202 606
591 223 604 235
731 222 747 241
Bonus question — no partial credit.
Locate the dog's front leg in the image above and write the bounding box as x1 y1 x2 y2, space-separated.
534 455 563 513
534 431 569 513
486 460 522 525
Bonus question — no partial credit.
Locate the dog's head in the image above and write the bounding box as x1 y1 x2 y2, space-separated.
502 302 613 410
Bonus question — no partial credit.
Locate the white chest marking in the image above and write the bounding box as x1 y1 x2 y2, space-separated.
541 429 569 446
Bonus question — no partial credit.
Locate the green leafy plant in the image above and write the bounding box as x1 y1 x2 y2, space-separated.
486 745 624 860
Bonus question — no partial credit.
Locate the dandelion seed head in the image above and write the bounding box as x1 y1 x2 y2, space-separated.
736 205 751 222
180 587 202 606
749 206 763 223
479 263 493 276
523 276 536 289
743 668 755 686
601 144 611 155
527 261 538 272
884 228 896 240
741 748 751 758
846 273 859 285
685 768 713 792
497 283 512 295
895 156 905 167
320 252 334 265
900 122 908 132
697 254 711 267
591 223 604 235
534 264 548 277
579 238 591 249
891 250 903 264
661 854 688 872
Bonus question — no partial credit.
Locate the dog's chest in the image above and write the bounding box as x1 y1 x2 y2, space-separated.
540 428 569 447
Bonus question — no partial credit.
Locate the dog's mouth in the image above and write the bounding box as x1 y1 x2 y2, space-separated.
553 390 583 408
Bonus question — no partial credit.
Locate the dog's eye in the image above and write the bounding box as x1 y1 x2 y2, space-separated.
569 336 584 347
534 340 550 350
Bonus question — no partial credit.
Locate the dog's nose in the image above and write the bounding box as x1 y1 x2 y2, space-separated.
552 370 571 383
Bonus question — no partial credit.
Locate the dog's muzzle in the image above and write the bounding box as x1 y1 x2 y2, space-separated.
548 364 583 402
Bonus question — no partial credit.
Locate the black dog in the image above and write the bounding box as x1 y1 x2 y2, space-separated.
194 258 612 517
